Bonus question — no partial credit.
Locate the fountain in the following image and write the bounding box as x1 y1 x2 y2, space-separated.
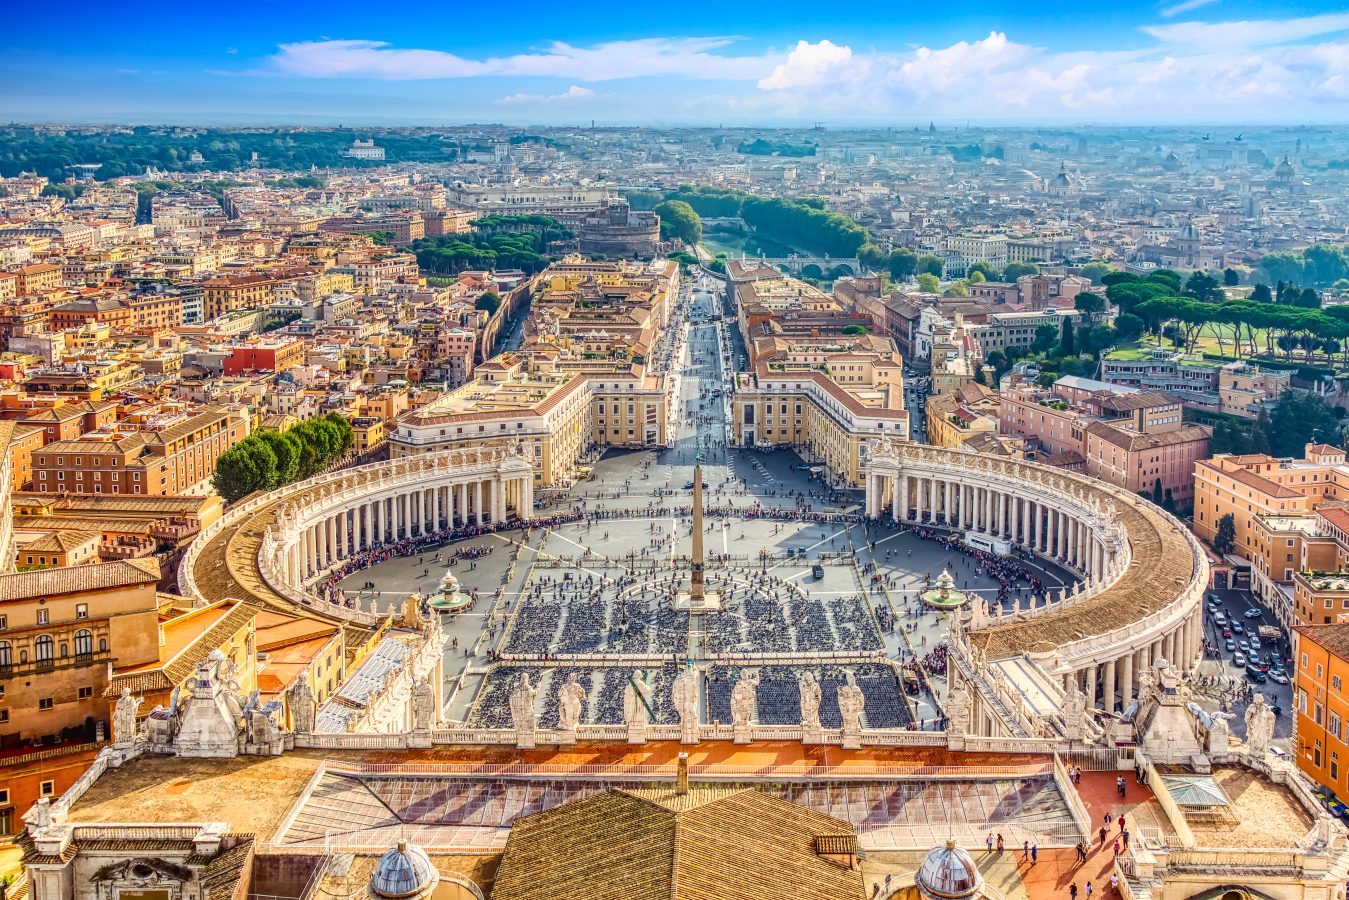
921 568 970 610
428 571 471 613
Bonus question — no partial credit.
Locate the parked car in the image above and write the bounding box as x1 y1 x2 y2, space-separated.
1269 670 1289 684
1235 652 1247 667
1214 613 1228 626
1246 664 1266 683
1221 628 1232 639
1225 640 1237 652
1232 623 1245 634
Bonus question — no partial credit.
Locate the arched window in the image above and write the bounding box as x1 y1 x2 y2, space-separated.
74 630 93 658
59 642 68 658
0 641 10 668
35 635 53 663
99 638 107 652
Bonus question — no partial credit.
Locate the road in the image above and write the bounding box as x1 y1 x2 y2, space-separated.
1192 585 1295 746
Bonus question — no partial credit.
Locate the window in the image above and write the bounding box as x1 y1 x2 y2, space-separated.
75 603 88 620
35 635 53 663
38 697 53 710
1334 676 1342 691
74 630 92 658
1333 713 1342 740
36 609 48 625
39 781 53 797
78 686 92 700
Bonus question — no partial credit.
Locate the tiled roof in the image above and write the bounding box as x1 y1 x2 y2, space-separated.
0 557 158 602
491 787 863 900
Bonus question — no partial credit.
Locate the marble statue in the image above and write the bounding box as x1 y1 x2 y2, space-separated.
672 666 701 741
730 670 759 728
1245 693 1276 758
799 671 822 731
838 672 866 736
1062 682 1087 741
412 676 437 731
623 670 653 725
1207 711 1235 754
557 674 587 732
509 673 538 733
289 672 316 734
33 798 51 830
946 677 971 736
113 686 143 746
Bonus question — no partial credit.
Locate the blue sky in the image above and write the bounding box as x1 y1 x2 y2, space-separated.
4 0 1349 124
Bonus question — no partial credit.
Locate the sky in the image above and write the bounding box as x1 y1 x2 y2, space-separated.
3 0 1349 125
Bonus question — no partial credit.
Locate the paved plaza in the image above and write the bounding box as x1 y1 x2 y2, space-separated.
336 282 1079 733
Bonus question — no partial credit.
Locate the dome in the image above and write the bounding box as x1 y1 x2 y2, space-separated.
916 839 983 900
370 841 439 900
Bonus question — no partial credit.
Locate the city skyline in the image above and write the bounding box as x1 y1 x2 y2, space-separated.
4 0 1349 124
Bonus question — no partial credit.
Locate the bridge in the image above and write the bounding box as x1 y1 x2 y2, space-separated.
741 253 861 275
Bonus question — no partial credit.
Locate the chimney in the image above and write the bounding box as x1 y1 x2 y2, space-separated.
676 752 689 796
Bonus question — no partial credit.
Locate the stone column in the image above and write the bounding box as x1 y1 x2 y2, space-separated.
338 509 349 560
477 481 486 526
1118 651 1134 708
1103 657 1117 714
900 475 910 521
945 481 955 526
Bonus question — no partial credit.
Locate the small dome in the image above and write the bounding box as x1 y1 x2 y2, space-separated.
370 841 439 900
916 839 983 900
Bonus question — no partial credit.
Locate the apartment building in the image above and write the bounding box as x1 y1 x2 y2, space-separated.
1102 347 1290 418
30 404 250 496
926 381 1001 449
1292 623 1349 800
388 356 666 485
731 337 908 488
1000 376 1210 505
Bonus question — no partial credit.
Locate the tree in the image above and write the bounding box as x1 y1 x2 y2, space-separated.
973 366 987 386
969 270 986 283
255 429 301 486
1059 318 1077 357
1224 268 1240 286
1212 513 1237 556
1037 370 1059 387
916 273 941 294
1081 262 1113 285
1078 324 1118 360
1184 271 1223 301
967 262 998 281
1151 478 1163 506
653 199 702 245
1003 262 1039 281
887 248 917 279
1032 323 1059 355
1251 283 1273 304
842 324 868 335
1073 292 1105 315
1114 312 1145 342
1163 487 1175 512
475 292 501 315
213 442 267 503
917 254 944 277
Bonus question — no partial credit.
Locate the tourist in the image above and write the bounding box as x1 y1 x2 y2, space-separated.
1070 883 1078 900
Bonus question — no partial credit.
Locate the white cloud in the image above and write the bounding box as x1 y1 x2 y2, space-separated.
247 18 1349 121
1141 12 1349 47
499 85 597 104
268 37 772 82
750 23 1349 120
1160 0 1219 19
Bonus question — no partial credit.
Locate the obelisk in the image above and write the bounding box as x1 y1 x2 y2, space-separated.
690 462 705 602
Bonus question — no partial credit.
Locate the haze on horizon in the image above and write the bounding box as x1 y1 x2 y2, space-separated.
3 0 1349 125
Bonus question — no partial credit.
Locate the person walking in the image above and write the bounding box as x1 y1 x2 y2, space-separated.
1099 825 1108 847
1031 843 1038 864
1069 883 1078 900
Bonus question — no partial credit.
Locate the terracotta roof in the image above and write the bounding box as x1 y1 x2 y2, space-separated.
1083 420 1211 452
106 600 261 698
491 787 863 900
0 557 157 602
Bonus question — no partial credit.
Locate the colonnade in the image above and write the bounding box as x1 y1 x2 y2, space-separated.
865 467 1113 580
863 441 1208 731
1062 604 1205 714
283 473 533 585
